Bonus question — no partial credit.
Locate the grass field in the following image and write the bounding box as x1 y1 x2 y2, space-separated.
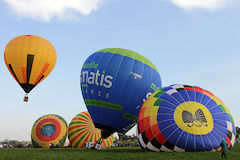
0 144 239 160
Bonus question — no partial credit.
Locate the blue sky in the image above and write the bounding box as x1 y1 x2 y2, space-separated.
0 0 240 141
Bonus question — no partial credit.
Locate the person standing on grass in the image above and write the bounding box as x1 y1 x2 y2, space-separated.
49 143 54 150
220 138 228 159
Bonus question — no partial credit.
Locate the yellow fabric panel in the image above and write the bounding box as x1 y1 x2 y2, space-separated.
151 106 159 116
143 107 152 118
67 127 78 136
102 134 114 148
54 116 67 145
212 96 230 113
212 96 223 105
4 35 57 85
204 91 214 99
143 97 158 107
71 129 89 147
174 101 214 135
222 104 230 114
141 92 157 109
150 114 158 126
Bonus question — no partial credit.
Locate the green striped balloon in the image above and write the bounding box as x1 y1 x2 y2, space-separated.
68 112 114 148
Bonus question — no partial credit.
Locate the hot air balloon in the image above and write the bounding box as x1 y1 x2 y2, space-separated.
68 112 114 148
137 84 236 152
80 48 161 139
31 114 68 148
4 35 57 102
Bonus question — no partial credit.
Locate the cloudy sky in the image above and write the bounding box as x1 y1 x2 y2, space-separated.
2 0 236 21
0 0 239 141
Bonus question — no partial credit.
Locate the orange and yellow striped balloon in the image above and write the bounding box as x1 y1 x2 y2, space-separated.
4 35 57 95
68 112 114 148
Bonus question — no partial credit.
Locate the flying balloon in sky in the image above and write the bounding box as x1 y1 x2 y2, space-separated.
68 112 114 148
137 84 236 152
31 114 68 148
80 48 161 139
4 35 57 102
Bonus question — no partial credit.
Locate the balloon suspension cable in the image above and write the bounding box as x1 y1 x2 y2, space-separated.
24 94 28 102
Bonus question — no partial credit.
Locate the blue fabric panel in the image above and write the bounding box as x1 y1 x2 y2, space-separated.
167 128 183 146
187 90 195 101
214 119 227 128
212 127 227 141
175 132 188 149
159 93 180 106
205 99 217 109
212 113 230 122
185 134 195 151
210 131 222 147
41 124 55 137
157 114 174 123
157 106 174 114
195 92 204 103
201 135 213 151
178 90 190 102
195 135 205 151
232 124 236 135
161 124 178 138
158 100 177 110
162 87 173 92
109 56 135 105
171 92 185 103
207 133 219 149
201 95 211 105
214 124 228 137
126 66 161 117
210 106 223 114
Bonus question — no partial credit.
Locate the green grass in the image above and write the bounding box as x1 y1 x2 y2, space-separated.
0 144 239 160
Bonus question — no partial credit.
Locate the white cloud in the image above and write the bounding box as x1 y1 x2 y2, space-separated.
3 0 104 21
170 0 233 10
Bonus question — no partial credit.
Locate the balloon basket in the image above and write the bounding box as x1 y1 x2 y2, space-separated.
24 94 28 102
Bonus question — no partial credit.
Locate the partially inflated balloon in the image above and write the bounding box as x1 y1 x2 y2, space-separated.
137 84 236 152
68 112 114 148
80 48 161 138
31 114 68 148
4 35 57 101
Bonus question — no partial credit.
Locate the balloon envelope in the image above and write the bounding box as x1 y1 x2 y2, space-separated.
80 48 161 138
4 35 57 95
31 114 68 148
137 84 236 152
68 112 114 148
